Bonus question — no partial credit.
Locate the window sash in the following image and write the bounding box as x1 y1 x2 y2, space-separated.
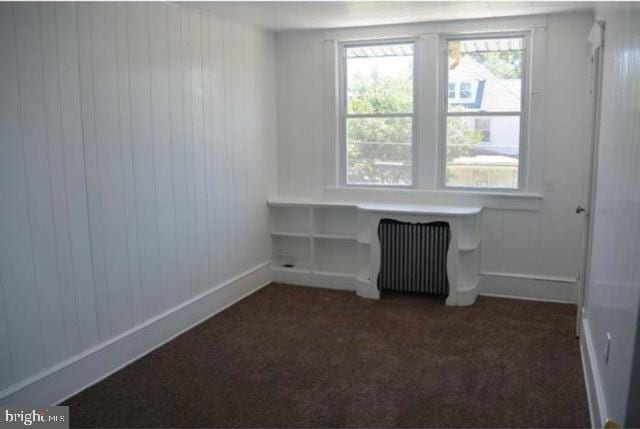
440 32 529 191
339 38 418 188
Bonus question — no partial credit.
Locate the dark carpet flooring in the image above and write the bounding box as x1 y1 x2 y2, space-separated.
64 283 590 428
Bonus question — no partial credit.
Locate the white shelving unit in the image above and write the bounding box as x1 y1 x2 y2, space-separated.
268 198 482 305
269 202 361 280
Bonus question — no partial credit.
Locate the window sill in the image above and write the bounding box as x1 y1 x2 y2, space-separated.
323 186 543 211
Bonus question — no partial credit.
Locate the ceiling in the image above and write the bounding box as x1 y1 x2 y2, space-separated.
186 1 595 31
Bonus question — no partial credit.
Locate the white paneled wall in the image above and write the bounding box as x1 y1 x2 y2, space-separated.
275 13 593 301
0 2 276 399
583 4 640 426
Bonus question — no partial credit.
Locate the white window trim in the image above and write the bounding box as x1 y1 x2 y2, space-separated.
325 16 547 200
438 31 531 192
338 38 418 188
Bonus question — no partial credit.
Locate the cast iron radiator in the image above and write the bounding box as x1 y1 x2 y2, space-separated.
377 219 450 296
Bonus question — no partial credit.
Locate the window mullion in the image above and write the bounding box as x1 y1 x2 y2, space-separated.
446 111 522 117
346 113 414 118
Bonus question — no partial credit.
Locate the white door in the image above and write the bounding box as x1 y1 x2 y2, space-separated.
575 22 604 337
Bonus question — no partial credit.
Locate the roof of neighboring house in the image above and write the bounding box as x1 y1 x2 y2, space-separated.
448 55 521 111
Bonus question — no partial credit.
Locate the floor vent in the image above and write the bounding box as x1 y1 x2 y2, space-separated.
377 218 450 296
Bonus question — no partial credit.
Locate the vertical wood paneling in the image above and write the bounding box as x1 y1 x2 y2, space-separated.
54 3 99 351
0 2 276 396
202 11 215 289
114 2 143 327
149 3 179 308
127 2 163 322
191 12 209 294
226 24 240 276
77 2 111 342
0 3 43 384
91 2 134 336
210 18 231 285
40 3 79 356
167 7 191 304
585 6 640 423
0 272 13 388
181 9 198 299
14 3 68 367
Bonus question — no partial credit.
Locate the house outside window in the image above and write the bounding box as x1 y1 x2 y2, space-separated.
337 33 529 191
443 35 526 190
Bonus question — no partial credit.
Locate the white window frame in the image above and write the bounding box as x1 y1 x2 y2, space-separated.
438 31 530 192
338 38 418 188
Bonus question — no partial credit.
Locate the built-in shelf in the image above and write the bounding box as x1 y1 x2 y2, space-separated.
459 242 481 252
313 270 356 278
271 230 311 238
313 232 357 240
268 199 482 306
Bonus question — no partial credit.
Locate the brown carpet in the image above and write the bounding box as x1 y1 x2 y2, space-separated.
64 283 590 428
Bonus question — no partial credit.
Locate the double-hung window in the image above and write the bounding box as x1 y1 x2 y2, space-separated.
337 33 530 191
443 34 527 189
340 40 415 186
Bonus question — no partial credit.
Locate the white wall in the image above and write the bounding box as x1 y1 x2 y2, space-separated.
582 4 640 426
275 12 594 302
0 2 276 403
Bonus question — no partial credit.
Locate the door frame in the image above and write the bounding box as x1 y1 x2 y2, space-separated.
576 22 605 336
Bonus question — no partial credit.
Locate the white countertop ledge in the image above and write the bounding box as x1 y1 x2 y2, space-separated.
357 203 481 216
267 198 481 216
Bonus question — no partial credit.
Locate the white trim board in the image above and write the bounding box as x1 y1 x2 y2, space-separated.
0 261 273 406
274 269 577 304
273 269 356 291
479 271 577 303
581 318 606 429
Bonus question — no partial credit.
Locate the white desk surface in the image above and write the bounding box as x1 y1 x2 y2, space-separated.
267 198 481 216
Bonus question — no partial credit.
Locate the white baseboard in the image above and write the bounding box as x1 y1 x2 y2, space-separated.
273 269 356 291
274 269 577 304
479 271 577 303
0 261 273 406
581 317 606 429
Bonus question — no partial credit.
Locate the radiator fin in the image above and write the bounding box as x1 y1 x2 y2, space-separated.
377 219 450 296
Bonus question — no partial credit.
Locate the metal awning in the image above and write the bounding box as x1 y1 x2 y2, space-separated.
458 37 523 53
346 43 414 58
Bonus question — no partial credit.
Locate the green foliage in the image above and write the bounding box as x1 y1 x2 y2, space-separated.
348 66 413 114
468 50 522 79
446 117 483 163
345 57 487 185
347 61 413 185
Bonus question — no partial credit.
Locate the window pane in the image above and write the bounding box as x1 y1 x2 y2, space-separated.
347 117 412 185
446 116 520 188
346 43 414 114
447 37 523 113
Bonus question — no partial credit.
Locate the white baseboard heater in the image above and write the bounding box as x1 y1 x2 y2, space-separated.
377 219 451 296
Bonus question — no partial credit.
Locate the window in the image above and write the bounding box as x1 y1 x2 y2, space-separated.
443 35 526 189
459 82 472 99
336 33 531 192
474 118 491 142
341 41 415 186
448 82 455 98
